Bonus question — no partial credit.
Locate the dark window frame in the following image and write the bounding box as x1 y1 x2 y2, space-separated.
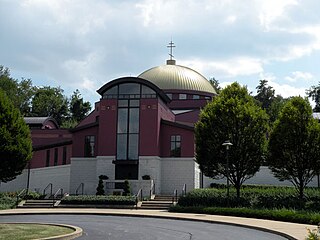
46 149 50 167
62 146 67 165
170 135 181 157
84 135 95 157
116 99 140 161
54 148 58 166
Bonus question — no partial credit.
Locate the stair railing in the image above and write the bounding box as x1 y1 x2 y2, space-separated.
43 183 53 199
16 188 27 206
172 189 178 203
135 188 142 210
53 188 64 207
75 183 84 195
182 183 187 197
149 182 155 199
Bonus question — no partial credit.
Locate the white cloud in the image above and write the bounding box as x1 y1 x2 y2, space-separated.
285 71 313 83
225 15 237 24
257 0 298 30
1 0 320 105
180 57 264 78
269 80 306 98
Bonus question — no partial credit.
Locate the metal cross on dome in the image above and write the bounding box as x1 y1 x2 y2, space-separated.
167 40 176 60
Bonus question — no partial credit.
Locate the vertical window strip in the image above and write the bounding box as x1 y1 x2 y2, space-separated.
170 135 181 157
54 148 58 166
46 149 50 167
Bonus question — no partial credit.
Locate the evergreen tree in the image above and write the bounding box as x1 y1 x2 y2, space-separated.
307 83 320 112
123 180 131 196
0 90 32 182
96 177 105 195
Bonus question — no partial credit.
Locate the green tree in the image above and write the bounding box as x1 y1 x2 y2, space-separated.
0 66 35 116
195 82 268 198
0 66 18 104
268 97 320 200
268 95 287 123
0 90 32 182
31 86 69 126
307 83 320 112
209 77 221 94
255 79 275 110
69 89 91 123
16 78 36 116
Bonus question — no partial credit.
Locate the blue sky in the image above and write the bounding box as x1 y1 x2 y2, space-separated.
1 0 320 105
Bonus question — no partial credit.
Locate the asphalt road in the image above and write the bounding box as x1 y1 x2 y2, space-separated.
0 214 289 240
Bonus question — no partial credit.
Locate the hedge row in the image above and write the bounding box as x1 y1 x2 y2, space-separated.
170 205 320 225
61 195 136 205
178 185 320 210
0 192 16 210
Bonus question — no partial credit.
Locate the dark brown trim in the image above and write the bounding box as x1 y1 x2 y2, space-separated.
33 140 73 151
112 160 139 165
70 122 99 132
97 77 171 103
161 119 194 131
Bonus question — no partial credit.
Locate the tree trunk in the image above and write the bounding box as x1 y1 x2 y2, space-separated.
235 183 241 200
298 181 305 209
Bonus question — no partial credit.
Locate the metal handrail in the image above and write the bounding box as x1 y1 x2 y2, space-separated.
150 182 155 199
172 189 178 203
182 184 187 196
135 188 142 209
53 188 64 206
75 183 84 195
43 183 53 199
16 189 27 205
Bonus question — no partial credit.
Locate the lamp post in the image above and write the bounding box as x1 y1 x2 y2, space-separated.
222 140 233 204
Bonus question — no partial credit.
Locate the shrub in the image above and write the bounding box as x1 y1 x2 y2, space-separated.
99 175 109 180
123 180 131 196
23 191 45 200
142 175 151 180
61 195 136 205
177 185 320 210
96 178 105 196
170 206 320 225
0 193 16 210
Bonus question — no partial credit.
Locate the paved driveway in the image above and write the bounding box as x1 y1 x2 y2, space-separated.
0 214 289 240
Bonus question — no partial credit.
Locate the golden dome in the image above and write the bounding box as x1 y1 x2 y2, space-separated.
138 61 216 94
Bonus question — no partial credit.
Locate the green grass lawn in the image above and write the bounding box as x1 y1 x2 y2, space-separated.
0 223 74 240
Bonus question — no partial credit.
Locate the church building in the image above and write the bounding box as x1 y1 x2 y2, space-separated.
0 51 217 196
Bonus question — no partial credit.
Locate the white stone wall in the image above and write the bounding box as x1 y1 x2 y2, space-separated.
69 156 115 195
139 156 161 194
69 157 97 195
0 165 70 194
0 170 28 192
203 166 320 188
161 157 196 195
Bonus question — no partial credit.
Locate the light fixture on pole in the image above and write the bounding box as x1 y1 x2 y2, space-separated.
222 140 233 205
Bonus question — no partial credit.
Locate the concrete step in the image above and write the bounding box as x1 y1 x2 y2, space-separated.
140 195 175 210
17 199 56 208
140 205 171 210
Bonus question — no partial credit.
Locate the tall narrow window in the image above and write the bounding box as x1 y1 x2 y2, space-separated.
84 136 95 157
46 149 50 167
116 99 140 160
170 135 181 157
62 146 67 165
54 148 58 166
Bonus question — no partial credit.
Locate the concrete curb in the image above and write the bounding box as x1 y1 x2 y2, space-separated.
0 222 82 240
